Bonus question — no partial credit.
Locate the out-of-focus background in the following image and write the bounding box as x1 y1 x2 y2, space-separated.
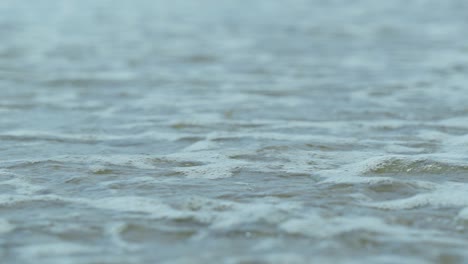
1 1 468 263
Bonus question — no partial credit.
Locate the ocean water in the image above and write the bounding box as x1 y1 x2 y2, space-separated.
1 0 468 263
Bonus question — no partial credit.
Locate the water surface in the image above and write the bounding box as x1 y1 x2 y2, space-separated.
1 1 468 263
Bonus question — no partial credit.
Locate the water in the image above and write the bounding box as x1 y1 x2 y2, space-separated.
1 0 468 263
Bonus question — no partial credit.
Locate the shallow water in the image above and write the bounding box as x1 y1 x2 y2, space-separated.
1 0 468 263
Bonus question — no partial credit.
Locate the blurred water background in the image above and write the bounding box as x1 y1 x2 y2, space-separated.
1 0 468 263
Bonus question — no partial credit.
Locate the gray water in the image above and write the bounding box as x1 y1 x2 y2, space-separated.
1 1 468 263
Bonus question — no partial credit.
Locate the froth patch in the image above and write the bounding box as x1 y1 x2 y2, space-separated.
1 177 45 195
209 200 302 230
363 156 468 175
175 165 235 179
319 155 468 179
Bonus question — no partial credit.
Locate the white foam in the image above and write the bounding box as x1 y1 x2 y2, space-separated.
1 177 45 195
209 199 303 230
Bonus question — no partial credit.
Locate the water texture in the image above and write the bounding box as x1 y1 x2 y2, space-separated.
1 0 468 263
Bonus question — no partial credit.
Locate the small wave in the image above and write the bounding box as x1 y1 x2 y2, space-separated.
362 156 468 175
367 182 468 210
